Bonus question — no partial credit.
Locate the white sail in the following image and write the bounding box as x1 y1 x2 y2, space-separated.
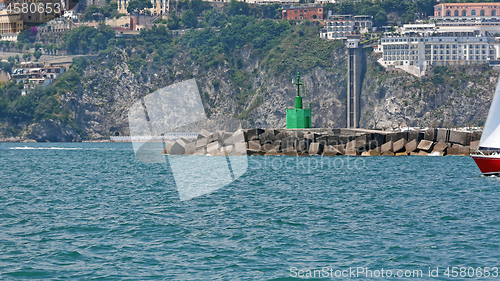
480 75 500 149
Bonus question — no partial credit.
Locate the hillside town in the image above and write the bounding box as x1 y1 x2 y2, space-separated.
1 0 500 84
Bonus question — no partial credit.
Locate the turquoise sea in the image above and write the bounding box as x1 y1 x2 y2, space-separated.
1 142 500 280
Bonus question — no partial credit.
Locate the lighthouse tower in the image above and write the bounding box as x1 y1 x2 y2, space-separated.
286 72 312 129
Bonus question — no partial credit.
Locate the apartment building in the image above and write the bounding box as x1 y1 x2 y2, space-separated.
320 14 373 40
379 28 496 76
282 5 323 21
118 0 169 16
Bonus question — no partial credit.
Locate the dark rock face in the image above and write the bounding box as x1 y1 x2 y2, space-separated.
11 44 494 142
26 120 81 142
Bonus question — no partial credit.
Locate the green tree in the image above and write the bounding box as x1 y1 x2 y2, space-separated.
140 25 172 45
374 11 388 26
83 5 101 21
33 51 42 60
167 13 181 30
228 0 249 16
127 0 152 14
23 53 31 61
190 0 208 16
182 10 198 28
203 10 226 27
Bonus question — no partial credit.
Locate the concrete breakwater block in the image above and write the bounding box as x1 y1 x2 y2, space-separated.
282 137 297 150
247 140 261 151
448 130 470 146
275 131 288 141
247 128 264 141
163 128 480 157
345 140 359 155
262 143 273 152
259 131 276 145
451 144 471 156
316 135 328 146
247 149 265 156
197 129 211 140
423 129 437 142
381 141 393 154
162 141 175 154
296 138 312 152
405 139 418 153
208 132 219 143
393 138 406 153
333 144 345 155
323 146 342 156
361 148 381 156
340 135 356 145
283 147 298 156
470 140 480 149
407 131 421 142
471 131 482 142
417 140 434 152
432 140 447 153
195 137 208 149
207 141 220 155
369 133 386 148
308 143 324 155
264 149 280 156
446 147 459 155
436 129 449 143
170 139 188 155
185 142 196 155
234 142 247 154
326 135 340 146
193 147 206 155
388 132 407 143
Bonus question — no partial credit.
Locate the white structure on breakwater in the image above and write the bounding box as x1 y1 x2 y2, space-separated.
111 132 199 142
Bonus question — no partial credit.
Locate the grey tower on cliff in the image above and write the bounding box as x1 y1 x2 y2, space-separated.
346 37 362 128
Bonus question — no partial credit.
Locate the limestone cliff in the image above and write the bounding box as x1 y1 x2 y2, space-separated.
53 44 496 140
7 40 497 142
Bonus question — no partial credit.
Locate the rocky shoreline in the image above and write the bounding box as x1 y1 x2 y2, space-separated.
162 128 481 157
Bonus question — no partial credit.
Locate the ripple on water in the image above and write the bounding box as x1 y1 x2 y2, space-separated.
1 144 500 279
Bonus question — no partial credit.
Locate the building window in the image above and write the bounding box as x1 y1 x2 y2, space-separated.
480 10 485 16
471 10 476 16
493 10 497 16
454 10 459 16
462 10 467 16
446 10 451 16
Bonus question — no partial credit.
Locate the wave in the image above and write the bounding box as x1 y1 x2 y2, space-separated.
8 147 84 150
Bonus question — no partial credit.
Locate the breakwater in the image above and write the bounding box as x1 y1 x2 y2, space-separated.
162 128 481 156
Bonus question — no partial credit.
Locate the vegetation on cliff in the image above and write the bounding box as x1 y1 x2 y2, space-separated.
1 0 498 139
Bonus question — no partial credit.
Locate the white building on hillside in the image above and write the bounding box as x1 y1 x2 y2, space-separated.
320 14 373 40
378 21 500 76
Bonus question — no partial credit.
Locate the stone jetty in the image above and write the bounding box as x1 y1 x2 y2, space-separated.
162 128 481 156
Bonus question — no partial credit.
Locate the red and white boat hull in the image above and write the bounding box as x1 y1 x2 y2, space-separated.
472 154 500 175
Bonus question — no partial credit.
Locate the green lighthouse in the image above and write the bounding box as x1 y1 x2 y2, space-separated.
286 72 312 129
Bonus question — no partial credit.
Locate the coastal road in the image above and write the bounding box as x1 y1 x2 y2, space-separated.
0 52 97 65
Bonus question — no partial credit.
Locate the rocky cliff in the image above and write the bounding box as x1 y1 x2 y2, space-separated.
8 35 498 142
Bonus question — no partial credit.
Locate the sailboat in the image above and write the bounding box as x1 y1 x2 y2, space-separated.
471 76 500 175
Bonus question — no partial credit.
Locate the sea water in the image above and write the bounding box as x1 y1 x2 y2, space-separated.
1 142 500 280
